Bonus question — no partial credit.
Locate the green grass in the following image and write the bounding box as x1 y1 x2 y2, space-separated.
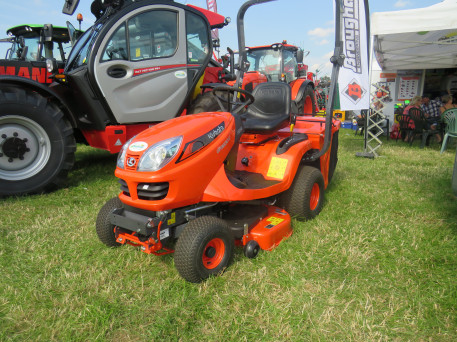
1 130 456 341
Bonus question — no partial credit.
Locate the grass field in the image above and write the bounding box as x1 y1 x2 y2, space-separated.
1 129 456 341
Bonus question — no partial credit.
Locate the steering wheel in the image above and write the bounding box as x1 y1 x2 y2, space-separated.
211 86 255 114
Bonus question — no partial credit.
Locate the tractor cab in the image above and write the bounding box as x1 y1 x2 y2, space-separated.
50 0 230 131
1 25 79 63
246 43 307 83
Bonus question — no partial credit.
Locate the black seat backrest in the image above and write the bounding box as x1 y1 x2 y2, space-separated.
242 82 291 133
408 107 427 131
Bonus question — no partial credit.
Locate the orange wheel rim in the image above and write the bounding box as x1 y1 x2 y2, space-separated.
310 183 320 210
202 238 225 270
303 95 313 114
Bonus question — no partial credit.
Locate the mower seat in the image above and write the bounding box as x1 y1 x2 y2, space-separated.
241 82 291 134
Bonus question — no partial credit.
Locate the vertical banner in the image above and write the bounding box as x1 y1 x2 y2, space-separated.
206 0 219 41
337 0 370 110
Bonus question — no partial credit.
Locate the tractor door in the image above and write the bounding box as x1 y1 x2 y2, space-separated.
93 5 210 124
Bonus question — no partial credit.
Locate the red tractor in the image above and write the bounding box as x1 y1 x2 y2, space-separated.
0 0 231 196
95 0 340 283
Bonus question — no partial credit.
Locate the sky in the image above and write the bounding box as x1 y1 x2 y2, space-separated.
0 0 443 77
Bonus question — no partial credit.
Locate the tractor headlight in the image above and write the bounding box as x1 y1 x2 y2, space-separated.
117 137 135 169
137 136 182 172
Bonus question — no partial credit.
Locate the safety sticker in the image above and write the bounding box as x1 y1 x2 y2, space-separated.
267 157 288 179
114 139 122 146
167 212 176 225
160 228 170 240
267 216 284 226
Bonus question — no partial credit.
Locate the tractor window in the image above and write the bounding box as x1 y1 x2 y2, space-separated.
128 10 178 61
247 49 281 82
101 23 128 61
186 11 209 64
22 37 40 61
66 24 102 71
283 49 298 83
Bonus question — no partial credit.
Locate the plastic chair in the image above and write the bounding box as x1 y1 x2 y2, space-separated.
396 114 412 142
440 108 457 153
408 107 440 148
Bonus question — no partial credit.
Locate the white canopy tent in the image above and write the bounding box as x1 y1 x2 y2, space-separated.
371 0 457 70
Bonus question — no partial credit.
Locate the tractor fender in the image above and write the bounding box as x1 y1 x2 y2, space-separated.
290 79 314 104
0 76 78 128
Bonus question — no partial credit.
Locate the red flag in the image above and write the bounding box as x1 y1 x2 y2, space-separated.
206 0 219 40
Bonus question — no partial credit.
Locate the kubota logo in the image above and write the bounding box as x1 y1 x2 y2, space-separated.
127 157 136 167
343 79 366 104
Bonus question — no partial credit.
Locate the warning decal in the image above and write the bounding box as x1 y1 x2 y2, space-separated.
267 157 288 179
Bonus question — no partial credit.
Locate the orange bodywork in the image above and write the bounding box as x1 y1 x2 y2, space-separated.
242 206 292 251
116 113 339 212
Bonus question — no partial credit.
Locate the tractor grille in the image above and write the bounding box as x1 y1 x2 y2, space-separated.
118 179 169 200
137 182 169 200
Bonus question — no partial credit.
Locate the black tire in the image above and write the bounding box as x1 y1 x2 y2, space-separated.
96 197 123 247
188 92 221 114
280 166 325 220
327 130 339 184
297 84 317 115
174 216 234 283
0 86 76 196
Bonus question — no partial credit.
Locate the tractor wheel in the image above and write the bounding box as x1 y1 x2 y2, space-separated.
188 92 221 114
0 86 76 196
174 216 234 283
280 166 325 220
327 130 339 184
297 84 317 115
96 197 123 247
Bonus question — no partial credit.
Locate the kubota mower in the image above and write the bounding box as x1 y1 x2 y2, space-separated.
96 0 342 283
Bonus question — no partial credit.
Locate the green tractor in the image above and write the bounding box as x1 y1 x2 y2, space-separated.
0 24 82 85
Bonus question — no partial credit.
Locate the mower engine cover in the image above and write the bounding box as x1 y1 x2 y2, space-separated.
115 112 236 211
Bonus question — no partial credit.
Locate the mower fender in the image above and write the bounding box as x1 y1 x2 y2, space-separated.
0 76 77 128
290 79 313 102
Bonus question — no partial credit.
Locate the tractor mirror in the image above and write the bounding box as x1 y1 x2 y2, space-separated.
296 49 304 64
43 24 53 42
62 0 80 15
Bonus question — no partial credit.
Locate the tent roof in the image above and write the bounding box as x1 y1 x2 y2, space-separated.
372 0 457 70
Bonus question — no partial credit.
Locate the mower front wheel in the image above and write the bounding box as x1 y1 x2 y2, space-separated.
96 197 123 247
174 216 234 283
281 166 325 220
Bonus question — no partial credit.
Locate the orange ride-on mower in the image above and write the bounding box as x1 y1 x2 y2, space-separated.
96 0 342 283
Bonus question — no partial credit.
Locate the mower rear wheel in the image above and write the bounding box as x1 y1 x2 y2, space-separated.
281 166 325 220
96 197 123 247
174 216 234 283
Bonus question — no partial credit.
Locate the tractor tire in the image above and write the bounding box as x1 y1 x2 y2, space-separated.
188 92 221 114
297 84 317 115
327 130 339 184
96 197 123 247
174 216 234 283
0 86 76 196
280 166 325 220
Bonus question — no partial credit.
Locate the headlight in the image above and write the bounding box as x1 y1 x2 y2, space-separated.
117 137 135 169
137 136 182 172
